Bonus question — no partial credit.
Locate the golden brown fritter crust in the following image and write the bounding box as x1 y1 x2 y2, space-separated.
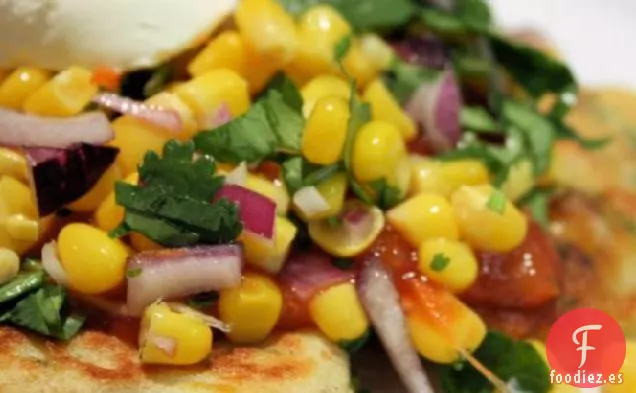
0 326 352 393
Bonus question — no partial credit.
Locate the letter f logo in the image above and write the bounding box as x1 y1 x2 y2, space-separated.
572 324 602 368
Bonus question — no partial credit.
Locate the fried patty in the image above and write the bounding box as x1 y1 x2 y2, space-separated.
0 326 351 393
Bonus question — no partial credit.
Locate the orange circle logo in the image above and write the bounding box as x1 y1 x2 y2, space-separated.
546 308 626 388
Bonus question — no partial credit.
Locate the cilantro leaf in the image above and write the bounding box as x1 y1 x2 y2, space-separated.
455 0 491 32
265 72 303 112
518 188 554 228
438 331 550 393
303 164 342 186
368 178 402 210
187 292 220 309
383 60 441 105
0 270 45 304
126 267 143 278
334 35 353 63
194 75 304 163
460 106 499 133
338 329 371 353
491 35 578 98
113 140 243 247
277 0 415 31
8 284 85 341
486 188 506 214
281 156 304 195
332 258 354 270
430 253 450 272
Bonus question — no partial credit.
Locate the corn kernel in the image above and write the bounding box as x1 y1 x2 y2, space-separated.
340 39 379 88
0 176 41 254
450 185 528 253
235 0 298 65
404 279 486 363
309 282 369 342
363 78 417 141
144 92 199 140
387 193 459 247
0 247 20 285
219 273 283 344
130 233 163 252
67 164 122 212
501 159 534 201
409 157 490 198
359 34 394 72
300 75 351 117
109 115 168 176
302 95 350 165
23 67 98 117
188 31 246 77
603 340 636 393
4 214 39 242
243 42 281 95
0 67 50 110
352 120 411 195
140 302 212 365
240 216 297 273
418 238 478 293
314 172 348 218
299 5 352 48
0 148 28 183
0 70 7 83
174 69 250 127
58 223 129 294
94 172 139 232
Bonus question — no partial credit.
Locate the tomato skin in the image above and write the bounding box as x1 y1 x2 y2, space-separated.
461 220 562 308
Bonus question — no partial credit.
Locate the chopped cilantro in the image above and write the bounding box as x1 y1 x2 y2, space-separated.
126 267 143 278
143 63 174 98
303 163 342 187
281 156 304 195
430 253 450 272
0 270 45 304
460 106 499 133
338 329 371 353
327 216 343 228
332 258 354 270
112 140 242 247
368 178 402 210
194 75 304 163
437 331 550 393
187 292 220 309
334 35 353 63
486 188 506 215
383 60 441 105
518 187 554 228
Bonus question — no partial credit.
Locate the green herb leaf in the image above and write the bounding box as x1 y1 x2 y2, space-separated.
460 106 499 133
419 8 469 37
277 0 415 31
281 156 304 195
455 0 491 32
430 253 450 272
0 270 45 304
338 329 371 353
8 284 85 340
334 35 353 63
491 35 578 98
126 267 143 278
303 164 342 186
383 60 440 105
194 76 304 163
438 331 550 393
113 140 242 247
187 292 220 309
553 117 611 150
518 188 554 228
143 63 174 98
486 188 506 215
265 72 303 112
368 178 402 210
332 258 354 270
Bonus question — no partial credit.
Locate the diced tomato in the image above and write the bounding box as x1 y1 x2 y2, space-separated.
92 66 122 92
277 286 312 330
356 226 419 276
257 161 281 182
461 220 562 308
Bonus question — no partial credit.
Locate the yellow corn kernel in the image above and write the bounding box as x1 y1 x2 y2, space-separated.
240 216 297 273
309 282 369 342
387 193 459 247
302 95 350 165
174 69 250 127
130 233 163 252
501 160 534 202
4 214 39 242
219 273 283 344
604 340 636 393
188 31 246 77
340 39 380 88
244 174 289 215
23 67 98 117
0 176 36 218
235 0 298 65
0 247 20 285
418 238 478 293
450 185 528 253
0 67 50 110
0 148 27 183
406 281 486 363
352 120 411 196
300 74 351 117
363 78 417 141
109 115 168 176
140 302 212 365
242 42 281 95
359 34 394 72
144 92 199 140
0 176 42 254
67 164 122 212
409 157 490 197
94 172 139 232
0 70 7 83
58 223 129 294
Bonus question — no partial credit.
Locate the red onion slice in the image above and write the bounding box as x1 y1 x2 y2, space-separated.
41 241 68 285
216 185 276 240
278 251 353 302
126 245 243 315
405 70 462 153
92 93 182 133
0 108 113 149
357 258 435 393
